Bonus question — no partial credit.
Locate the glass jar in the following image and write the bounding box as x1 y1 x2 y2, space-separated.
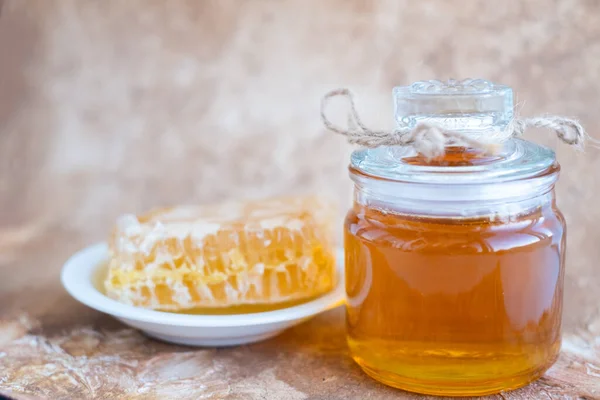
344 79 566 396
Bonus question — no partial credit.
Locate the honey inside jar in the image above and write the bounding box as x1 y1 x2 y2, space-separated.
345 145 565 396
345 191 565 395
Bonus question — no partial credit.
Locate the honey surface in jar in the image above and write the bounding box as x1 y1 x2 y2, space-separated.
345 148 566 396
105 196 336 313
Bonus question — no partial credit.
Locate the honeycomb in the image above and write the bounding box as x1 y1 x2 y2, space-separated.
104 197 336 312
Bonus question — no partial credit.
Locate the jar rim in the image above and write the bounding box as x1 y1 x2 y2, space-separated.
349 158 559 217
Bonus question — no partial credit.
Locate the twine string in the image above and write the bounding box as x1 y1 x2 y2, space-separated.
321 88 596 158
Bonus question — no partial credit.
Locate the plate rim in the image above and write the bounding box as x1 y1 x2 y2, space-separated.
61 242 345 328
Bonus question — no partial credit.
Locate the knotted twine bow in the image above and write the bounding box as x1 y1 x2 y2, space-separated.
321 88 598 158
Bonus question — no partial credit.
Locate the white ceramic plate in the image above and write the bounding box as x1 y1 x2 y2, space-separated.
61 243 345 346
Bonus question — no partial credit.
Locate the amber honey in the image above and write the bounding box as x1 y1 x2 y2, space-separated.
344 147 566 396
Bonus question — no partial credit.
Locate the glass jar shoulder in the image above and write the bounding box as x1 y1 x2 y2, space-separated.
345 204 565 254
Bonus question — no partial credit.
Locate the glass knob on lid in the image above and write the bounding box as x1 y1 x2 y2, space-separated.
393 79 514 141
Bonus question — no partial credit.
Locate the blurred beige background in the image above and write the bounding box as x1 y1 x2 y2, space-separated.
1 1 600 398
1 0 599 325
1 0 600 319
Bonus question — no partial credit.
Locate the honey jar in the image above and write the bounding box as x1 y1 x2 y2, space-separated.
343 80 565 396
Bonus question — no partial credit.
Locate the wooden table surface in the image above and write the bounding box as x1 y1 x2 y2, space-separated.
0 224 598 400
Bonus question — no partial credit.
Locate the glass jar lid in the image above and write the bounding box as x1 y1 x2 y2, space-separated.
350 79 557 185
351 139 556 185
